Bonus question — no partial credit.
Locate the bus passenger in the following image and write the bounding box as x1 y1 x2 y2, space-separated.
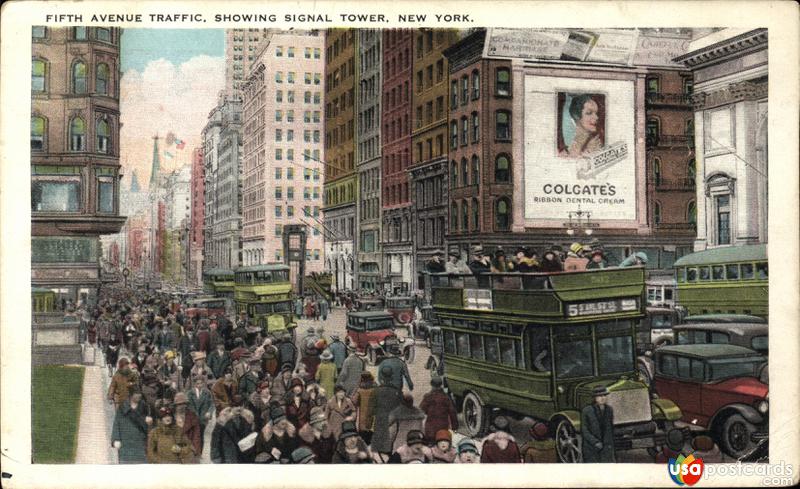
539 249 563 272
619 251 649 267
445 250 469 274
425 250 447 273
492 248 511 272
511 247 540 272
564 243 589 271
586 249 608 270
468 246 492 275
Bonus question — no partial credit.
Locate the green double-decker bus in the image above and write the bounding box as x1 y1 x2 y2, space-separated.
203 268 235 298
673 244 768 320
234 264 297 339
426 267 686 463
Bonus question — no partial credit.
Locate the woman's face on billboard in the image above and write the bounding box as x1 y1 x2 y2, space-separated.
578 99 599 134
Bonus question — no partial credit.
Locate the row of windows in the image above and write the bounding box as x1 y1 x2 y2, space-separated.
31 172 115 214
450 197 511 233
274 46 321 59
325 58 356 93
275 72 322 85
383 182 410 207
324 182 357 207
324 88 356 118
451 68 510 110
33 26 115 44
449 113 481 148
275 90 321 104
31 115 113 154
449 154 511 187
414 59 446 93
443 330 525 370
417 216 446 248
652 200 697 226
32 59 114 96
415 96 446 130
274 167 322 182
327 30 356 62
274 110 321 123
275 129 322 143
274 205 321 218
677 261 768 283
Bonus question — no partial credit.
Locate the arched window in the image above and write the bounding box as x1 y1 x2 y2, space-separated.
31 116 45 151
687 158 696 187
495 198 511 231
472 198 480 230
471 70 480 99
654 201 662 225
687 201 697 226
72 60 87 94
653 157 662 186
450 160 457 188
495 68 510 96
461 116 468 146
461 199 469 230
495 110 511 140
471 155 480 186
461 158 468 187
450 120 458 149
471 112 480 142
96 63 109 95
450 201 458 231
69 117 85 151
646 118 659 145
32 59 47 92
495 154 510 183
96 117 110 154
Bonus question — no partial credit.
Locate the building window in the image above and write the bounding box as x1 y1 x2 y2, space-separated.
460 76 469 104
495 110 511 140
495 154 510 182
96 63 110 95
275 167 282 179
653 157 662 186
288 47 295 58
275 187 282 199
450 80 458 109
495 68 510 96
276 46 283 57
646 76 659 94
451 201 458 231
450 121 458 149
495 198 511 231
471 155 480 185
646 118 660 144
450 160 458 188
32 26 47 39
97 178 114 213
461 158 469 187
687 201 697 226
32 175 82 213
654 201 662 225
472 198 480 230
715 195 731 245
72 27 87 40
69 117 86 151
683 78 694 95
32 59 47 92
95 28 112 43
688 158 696 185
461 117 468 146
31 116 45 151
461 199 469 230
471 70 480 99
72 61 87 94
471 112 480 142
96 118 111 153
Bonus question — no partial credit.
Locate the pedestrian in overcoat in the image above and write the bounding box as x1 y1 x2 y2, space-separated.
338 351 365 396
369 365 404 458
387 393 427 453
419 376 458 443
580 386 616 462
111 391 152 463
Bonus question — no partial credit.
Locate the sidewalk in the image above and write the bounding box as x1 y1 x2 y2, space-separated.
74 345 115 464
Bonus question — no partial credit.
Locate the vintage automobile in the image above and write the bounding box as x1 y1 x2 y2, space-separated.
652 344 768 458
386 296 416 326
636 306 682 353
345 310 414 365
413 304 436 342
185 297 229 319
674 322 768 355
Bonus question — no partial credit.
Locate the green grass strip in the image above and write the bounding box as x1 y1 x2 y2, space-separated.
32 365 85 463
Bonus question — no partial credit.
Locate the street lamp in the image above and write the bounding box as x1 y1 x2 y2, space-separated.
566 207 595 236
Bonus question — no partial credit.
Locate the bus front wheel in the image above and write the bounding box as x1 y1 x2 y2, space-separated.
462 392 488 437
555 419 583 463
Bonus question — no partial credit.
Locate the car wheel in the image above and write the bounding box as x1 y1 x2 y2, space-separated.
555 418 583 463
461 392 488 437
721 414 757 459
367 347 378 366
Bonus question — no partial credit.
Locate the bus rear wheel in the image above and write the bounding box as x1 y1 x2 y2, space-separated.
462 392 488 437
555 419 583 463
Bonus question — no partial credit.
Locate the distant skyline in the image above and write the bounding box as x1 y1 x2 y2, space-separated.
121 29 224 73
120 29 225 190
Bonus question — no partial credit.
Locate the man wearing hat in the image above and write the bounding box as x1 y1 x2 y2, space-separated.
147 407 194 463
290 446 317 464
111 389 151 464
277 333 298 371
540 248 564 272
492 247 511 272
580 385 616 462
419 376 458 443
369 365 404 459
187 376 214 444
211 367 237 415
108 357 136 408
520 422 557 463
331 421 372 463
327 334 347 372
173 392 202 460
253 406 299 464
387 429 432 464
378 339 414 392
445 250 468 274
468 245 492 274
298 405 336 463
237 357 262 399
425 250 447 273
338 349 366 396
208 341 231 379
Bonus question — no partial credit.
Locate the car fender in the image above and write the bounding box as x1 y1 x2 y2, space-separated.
651 398 683 422
710 403 764 430
550 410 582 432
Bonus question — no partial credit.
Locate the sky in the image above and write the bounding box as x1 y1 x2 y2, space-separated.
119 29 224 190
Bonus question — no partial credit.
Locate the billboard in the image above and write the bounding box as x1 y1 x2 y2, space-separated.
524 75 637 221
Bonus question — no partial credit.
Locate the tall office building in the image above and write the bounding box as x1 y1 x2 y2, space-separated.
225 28 272 95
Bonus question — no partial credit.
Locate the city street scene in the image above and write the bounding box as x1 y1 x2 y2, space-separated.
30 26 769 466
